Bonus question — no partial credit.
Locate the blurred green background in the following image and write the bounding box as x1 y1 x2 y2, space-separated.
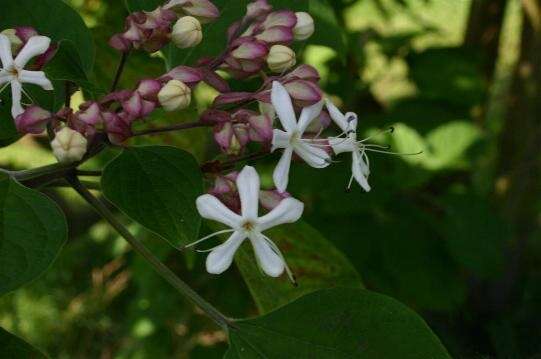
1 0 540 358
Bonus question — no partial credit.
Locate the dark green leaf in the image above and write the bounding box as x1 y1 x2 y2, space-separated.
0 173 67 296
0 327 47 359
101 146 204 248
235 221 363 313
309 0 347 60
225 288 451 358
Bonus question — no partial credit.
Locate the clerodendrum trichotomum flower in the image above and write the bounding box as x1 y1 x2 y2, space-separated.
0 34 53 118
191 166 303 282
271 81 330 192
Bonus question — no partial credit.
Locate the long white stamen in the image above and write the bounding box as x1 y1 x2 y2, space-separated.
183 229 236 250
261 234 297 286
364 148 423 156
358 127 394 143
0 82 9 94
347 174 355 190
20 87 35 103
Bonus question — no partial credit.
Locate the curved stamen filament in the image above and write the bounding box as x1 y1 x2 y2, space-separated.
364 148 424 156
183 228 236 250
358 127 394 143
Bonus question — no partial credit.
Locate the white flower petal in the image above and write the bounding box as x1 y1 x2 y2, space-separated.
0 34 14 68
271 81 297 133
297 100 323 134
271 129 290 152
250 234 285 277
236 166 260 219
196 194 243 228
19 70 53 90
329 136 355 155
325 98 348 132
258 197 304 232
273 147 293 193
352 151 371 192
206 231 245 274
10 80 24 118
14 36 51 68
294 142 330 168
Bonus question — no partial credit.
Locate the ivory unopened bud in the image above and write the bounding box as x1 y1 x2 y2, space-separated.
267 45 296 73
172 16 203 49
293 12 315 41
51 127 88 163
158 80 192 111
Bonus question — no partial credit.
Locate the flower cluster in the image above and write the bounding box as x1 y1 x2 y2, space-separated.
2 0 394 282
110 0 219 52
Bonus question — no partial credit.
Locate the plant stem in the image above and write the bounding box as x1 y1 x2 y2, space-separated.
67 176 232 330
111 51 130 92
76 170 103 177
132 121 213 137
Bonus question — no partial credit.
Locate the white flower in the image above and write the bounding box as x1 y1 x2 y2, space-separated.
0 34 53 118
192 166 303 281
325 99 371 192
270 81 330 192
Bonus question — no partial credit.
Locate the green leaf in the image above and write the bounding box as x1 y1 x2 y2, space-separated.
225 288 451 358
0 173 67 296
441 194 508 279
0 107 19 147
102 146 204 248
125 0 163 12
235 221 363 314
0 327 47 358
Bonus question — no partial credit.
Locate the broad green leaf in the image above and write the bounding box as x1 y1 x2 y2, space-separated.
102 146 204 248
0 327 47 359
235 221 363 313
441 194 508 279
0 107 19 147
424 121 482 170
225 288 452 358
0 173 67 296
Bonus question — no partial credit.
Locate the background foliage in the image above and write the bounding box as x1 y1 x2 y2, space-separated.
0 0 540 358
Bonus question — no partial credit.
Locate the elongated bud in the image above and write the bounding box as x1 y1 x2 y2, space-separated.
246 0 272 19
293 12 315 41
77 102 102 126
248 114 273 143
260 190 290 210
267 45 296 73
256 26 293 45
0 29 23 53
137 79 162 101
158 80 191 111
284 79 322 106
286 64 320 82
15 106 51 134
231 41 268 61
104 112 132 145
262 11 297 29
172 16 203 49
51 127 88 163
165 0 220 23
161 65 203 86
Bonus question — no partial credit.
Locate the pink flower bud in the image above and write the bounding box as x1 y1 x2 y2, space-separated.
285 64 320 83
259 190 290 211
32 43 58 70
165 0 220 23
201 109 232 124
212 92 253 107
123 92 144 118
109 34 132 52
214 121 233 150
137 79 162 101
15 27 38 43
104 112 132 145
262 11 297 29
284 79 323 106
246 0 272 19
209 172 241 213
255 26 293 45
160 65 203 86
231 40 269 61
77 102 102 126
15 106 51 134
247 113 273 143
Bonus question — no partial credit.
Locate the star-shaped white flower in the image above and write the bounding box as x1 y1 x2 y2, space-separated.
0 34 53 118
326 99 371 192
193 166 303 279
271 81 330 192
